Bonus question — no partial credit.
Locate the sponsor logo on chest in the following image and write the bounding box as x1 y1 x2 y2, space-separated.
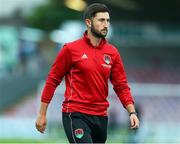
81 53 88 59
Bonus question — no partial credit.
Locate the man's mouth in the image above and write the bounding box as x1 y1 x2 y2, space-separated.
102 29 108 32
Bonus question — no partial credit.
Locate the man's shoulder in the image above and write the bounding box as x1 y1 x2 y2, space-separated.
105 42 119 53
106 42 117 49
65 38 83 48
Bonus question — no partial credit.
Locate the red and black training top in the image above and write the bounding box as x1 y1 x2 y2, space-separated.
41 31 134 116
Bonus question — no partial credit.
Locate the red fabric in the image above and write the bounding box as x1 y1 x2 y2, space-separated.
41 32 134 116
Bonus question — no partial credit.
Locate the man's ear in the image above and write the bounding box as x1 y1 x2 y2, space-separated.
85 19 91 28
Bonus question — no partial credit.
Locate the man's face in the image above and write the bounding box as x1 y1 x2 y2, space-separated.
90 12 110 38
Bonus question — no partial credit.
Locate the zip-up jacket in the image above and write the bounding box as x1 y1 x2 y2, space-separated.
41 31 134 116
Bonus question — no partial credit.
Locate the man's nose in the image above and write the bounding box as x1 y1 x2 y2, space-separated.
104 21 109 28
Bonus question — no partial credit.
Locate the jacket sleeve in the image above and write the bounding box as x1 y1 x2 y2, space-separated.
41 44 72 103
110 50 134 108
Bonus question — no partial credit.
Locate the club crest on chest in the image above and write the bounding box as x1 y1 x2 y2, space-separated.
74 128 84 139
104 54 111 65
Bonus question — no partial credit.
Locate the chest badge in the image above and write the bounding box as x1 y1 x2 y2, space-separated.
104 54 111 65
74 128 84 139
81 53 88 59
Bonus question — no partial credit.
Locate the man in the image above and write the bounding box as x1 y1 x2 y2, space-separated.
36 3 139 143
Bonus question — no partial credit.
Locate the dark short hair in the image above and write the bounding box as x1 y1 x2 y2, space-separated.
83 3 110 20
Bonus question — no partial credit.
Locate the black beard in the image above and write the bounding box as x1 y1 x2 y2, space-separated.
91 25 107 38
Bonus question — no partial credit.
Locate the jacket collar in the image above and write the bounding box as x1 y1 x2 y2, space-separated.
82 31 107 48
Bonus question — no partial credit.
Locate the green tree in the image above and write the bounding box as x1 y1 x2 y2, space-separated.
26 0 81 31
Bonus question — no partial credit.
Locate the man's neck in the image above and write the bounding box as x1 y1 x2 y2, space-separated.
87 30 101 47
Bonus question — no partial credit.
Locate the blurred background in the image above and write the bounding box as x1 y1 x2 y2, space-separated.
0 0 180 143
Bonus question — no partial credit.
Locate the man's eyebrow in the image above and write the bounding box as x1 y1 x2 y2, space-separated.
98 18 110 20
